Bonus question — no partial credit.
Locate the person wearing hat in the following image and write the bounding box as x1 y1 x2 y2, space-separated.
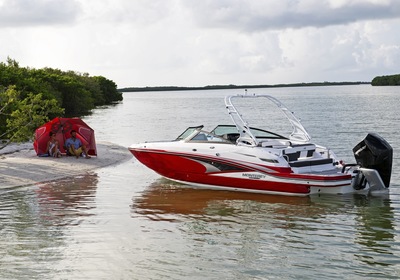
65 130 91 159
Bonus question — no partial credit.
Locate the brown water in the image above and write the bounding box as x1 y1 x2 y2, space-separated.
1 85 399 279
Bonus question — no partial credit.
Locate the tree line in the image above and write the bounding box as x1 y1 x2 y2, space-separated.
119 81 370 92
0 57 123 148
371 74 400 86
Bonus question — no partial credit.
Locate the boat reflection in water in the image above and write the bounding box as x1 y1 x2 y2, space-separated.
132 178 313 219
132 178 396 267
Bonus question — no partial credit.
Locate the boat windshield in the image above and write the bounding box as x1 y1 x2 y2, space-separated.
176 126 204 140
176 125 231 143
211 125 287 140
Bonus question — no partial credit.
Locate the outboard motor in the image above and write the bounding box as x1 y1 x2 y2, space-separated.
353 133 393 189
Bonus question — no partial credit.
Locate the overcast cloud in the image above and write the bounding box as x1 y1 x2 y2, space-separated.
0 0 399 87
0 0 81 27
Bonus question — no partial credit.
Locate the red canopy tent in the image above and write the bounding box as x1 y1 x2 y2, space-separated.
33 117 97 156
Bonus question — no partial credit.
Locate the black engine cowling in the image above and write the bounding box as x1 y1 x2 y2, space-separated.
353 133 393 188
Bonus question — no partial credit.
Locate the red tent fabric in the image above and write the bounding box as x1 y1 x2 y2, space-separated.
33 117 97 156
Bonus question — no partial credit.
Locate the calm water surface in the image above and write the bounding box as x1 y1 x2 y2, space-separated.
1 85 399 279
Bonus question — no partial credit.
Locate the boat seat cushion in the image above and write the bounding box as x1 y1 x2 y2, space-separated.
289 158 333 167
260 139 291 148
222 133 240 143
283 144 316 161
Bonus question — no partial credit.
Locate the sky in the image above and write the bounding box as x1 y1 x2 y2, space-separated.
1 0 400 88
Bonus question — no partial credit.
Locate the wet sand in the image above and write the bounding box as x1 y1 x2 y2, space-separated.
0 141 132 189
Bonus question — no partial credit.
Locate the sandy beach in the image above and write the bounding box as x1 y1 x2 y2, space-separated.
0 141 133 189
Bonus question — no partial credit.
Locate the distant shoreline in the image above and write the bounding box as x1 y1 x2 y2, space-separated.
119 81 370 92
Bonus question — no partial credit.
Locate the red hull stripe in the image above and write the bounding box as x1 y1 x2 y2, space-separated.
130 148 291 173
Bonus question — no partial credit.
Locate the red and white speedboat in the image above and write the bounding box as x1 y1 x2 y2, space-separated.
129 94 393 196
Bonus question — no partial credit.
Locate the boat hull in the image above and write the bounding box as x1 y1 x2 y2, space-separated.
130 148 354 196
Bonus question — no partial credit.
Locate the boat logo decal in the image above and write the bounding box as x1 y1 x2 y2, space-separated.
242 173 266 180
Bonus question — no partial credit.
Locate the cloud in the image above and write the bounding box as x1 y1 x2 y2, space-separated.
0 0 82 27
182 0 400 31
0 0 399 87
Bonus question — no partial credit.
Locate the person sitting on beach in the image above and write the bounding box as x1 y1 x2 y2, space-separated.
65 130 91 159
46 131 61 158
